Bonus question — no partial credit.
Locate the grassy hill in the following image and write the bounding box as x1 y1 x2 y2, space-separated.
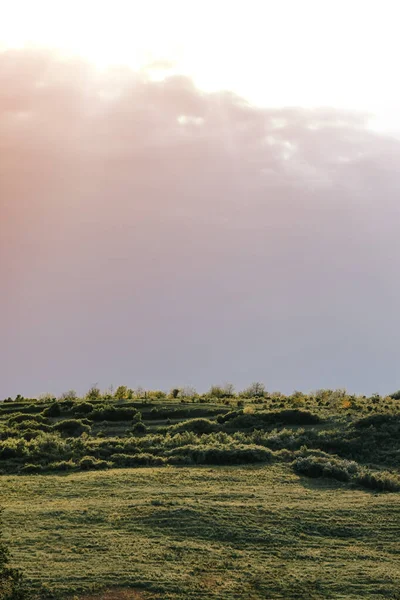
0 388 399 598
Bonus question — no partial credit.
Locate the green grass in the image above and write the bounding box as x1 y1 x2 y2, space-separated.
1 464 400 599
1 391 399 598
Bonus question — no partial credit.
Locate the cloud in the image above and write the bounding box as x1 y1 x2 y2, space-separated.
1 48 400 396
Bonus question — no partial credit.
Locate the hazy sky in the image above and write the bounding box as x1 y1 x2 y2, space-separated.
1 2 400 397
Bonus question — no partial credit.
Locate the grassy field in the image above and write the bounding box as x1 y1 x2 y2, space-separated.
1 464 400 599
1 388 399 598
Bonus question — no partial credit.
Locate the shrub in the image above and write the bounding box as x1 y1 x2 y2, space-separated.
274 449 296 462
148 406 223 420
132 422 147 435
111 453 166 467
148 390 167 399
166 444 273 465
355 470 400 492
20 430 42 442
132 411 142 423
217 410 241 424
353 414 398 429
79 456 110 470
19 463 42 474
47 460 78 472
222 413 260 430
71 402 95 416
12 421 52 434
0 439 28 460
222 409 321 431
38 393 56 403
28 433 68 462
7 414 49 426
57 401 73 414
42 402 61 418
266 409 321 425
168 418 217 435
293 455 359 482
53 419 91 437
88 406 139 422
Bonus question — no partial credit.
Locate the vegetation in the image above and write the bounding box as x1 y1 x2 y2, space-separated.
1 466 400 599
0 509 28 600
0 385 399 598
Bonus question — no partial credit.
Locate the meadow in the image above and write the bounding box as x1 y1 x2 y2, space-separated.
0 385 399 599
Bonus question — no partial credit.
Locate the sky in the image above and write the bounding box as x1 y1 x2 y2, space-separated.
1 1 400 397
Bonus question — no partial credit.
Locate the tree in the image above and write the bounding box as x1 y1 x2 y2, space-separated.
58 390 77 402
222 383 235 397
242 382 266 398
114 386 129 400
180 386 198 399
0 509 27 599
86 385 101 401
135 387 146 399
208 383 235 398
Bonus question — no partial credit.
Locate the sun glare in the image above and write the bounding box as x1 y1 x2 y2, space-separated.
1 0 400 131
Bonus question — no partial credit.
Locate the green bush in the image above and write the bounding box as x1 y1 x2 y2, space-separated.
111 453 166 467
166 444 273 465
274 449 296 462
19 464 42 475
88 406 140 422
0 439 28 460
168 418 217 435
353 413 398 429
223 409 321 431
28 433 68 463
79 456 110 470
59 399 75 411
264 409 321 425
293 455 359 482
19 431 42 442
42 402 61 418
132 422 147 435
52 419 91 437
217 410 241 424
7 414 49 426
147 406 224 420
132 411 142 423
47 460 78 472
71 402 95 416
355 470 400 492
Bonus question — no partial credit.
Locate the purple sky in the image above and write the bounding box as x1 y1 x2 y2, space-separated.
1 48 400 397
